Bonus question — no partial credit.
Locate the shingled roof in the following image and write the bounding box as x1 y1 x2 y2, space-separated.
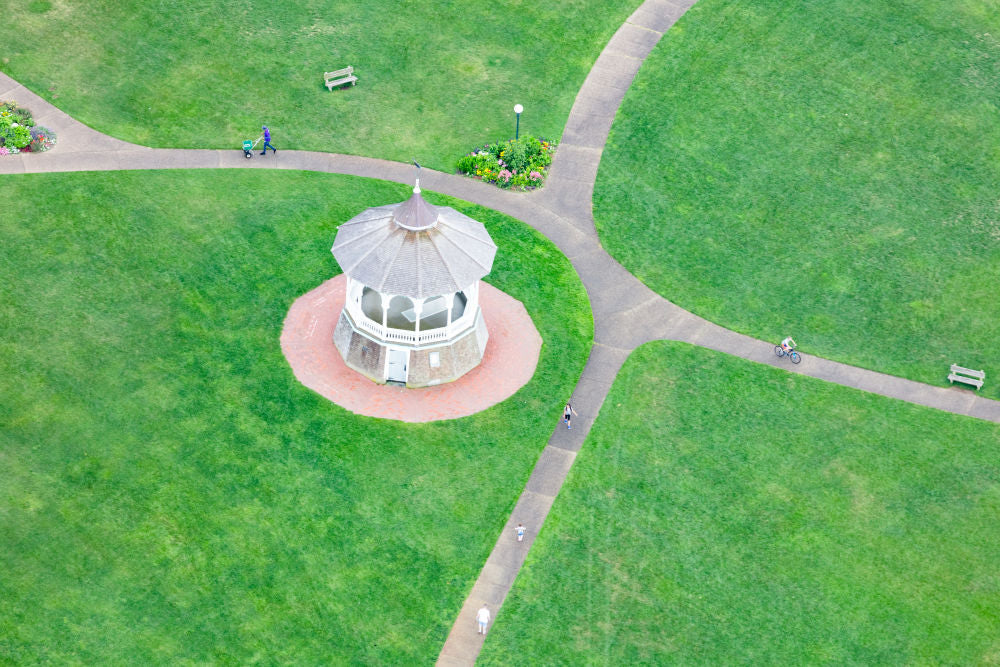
331 185 497 299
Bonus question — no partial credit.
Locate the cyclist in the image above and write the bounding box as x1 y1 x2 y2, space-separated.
781 336 797 354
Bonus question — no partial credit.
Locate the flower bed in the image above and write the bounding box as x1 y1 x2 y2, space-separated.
456 136 556 190
0 101 56 155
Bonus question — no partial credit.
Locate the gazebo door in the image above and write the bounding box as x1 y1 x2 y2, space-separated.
386 348 409 384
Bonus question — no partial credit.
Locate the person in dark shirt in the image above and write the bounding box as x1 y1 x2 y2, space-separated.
260 125 276 155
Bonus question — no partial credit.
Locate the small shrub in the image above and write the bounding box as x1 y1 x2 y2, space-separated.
456 155 477 173
1 123 32 149
500 140 529 173
13 107 34 127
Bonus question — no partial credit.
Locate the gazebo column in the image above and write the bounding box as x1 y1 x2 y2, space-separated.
469 282 480 316
381 293 391 329
446 293 455 328
345 278 355 316
414 298 424 334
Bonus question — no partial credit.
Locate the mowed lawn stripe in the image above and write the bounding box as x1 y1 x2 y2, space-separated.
594 0 1000 397
0 170 592 663
2 0 639 169
481 341 1000 664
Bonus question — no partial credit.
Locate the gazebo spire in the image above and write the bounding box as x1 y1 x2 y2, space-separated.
392 167 439 231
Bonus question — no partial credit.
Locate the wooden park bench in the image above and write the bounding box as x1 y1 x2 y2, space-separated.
948 364 985 390
324 66 357 91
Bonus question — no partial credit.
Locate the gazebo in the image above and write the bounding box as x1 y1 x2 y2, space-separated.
330 181 498 387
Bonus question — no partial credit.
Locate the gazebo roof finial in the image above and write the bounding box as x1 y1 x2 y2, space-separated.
391 159 438 231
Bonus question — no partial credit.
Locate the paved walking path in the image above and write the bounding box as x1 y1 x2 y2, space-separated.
2 0 999 661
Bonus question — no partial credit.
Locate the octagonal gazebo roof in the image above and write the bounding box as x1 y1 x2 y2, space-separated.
332 183 497 299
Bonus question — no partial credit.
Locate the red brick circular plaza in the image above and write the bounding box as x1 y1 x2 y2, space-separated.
280 274 542 422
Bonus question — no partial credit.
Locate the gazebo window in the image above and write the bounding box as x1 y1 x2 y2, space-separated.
452 291 468 320
418 296 450 331
361 287 382 323
386 295 416 331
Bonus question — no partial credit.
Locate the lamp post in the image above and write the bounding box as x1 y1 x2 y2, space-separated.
514 104 523 140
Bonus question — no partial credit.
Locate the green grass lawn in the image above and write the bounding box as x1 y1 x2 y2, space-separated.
2 0 637 169
480 341 1000 664
0 170 592 663
594 0 1000 398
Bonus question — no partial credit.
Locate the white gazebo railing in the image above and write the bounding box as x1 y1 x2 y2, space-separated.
346 302 477 347
343 276 481 348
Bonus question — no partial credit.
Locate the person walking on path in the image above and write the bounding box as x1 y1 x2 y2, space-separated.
516 523 525 542
476 604 491 635
259 125 276 155
563 403 578 429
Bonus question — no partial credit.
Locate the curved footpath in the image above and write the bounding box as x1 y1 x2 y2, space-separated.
2 0 999 662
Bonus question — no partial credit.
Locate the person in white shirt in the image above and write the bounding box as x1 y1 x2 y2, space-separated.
476 604 491 635
563 403 578 429
781 336 797 354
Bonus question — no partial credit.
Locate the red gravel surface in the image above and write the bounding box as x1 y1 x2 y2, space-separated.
280 275 542 422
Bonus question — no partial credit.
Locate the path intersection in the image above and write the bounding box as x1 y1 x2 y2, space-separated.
2 0 998 663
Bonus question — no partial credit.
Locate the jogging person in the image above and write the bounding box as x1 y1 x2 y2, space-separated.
563 403 578 429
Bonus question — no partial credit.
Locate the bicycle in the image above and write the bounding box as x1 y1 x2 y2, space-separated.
774 345 801 364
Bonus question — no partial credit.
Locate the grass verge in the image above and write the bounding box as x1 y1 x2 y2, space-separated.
481 341 1000 664
594 0 1000 398
0 170 591 663
2 0 637 169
